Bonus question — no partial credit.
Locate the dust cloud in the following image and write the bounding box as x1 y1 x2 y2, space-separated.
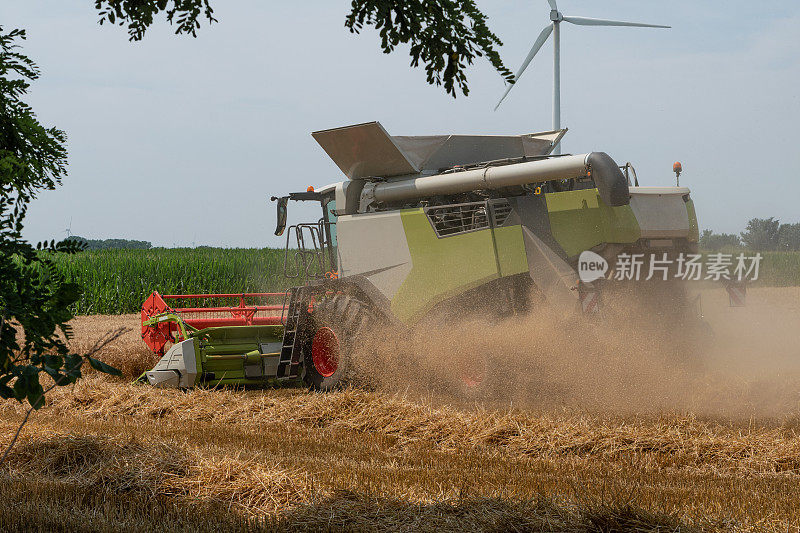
354 287 800 420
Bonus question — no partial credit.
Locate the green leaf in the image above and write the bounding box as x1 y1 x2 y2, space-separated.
0 383 14 399
13 376 27 401
44 354 63 370
27 387 44 409
64 353 83 377
87 356 122 376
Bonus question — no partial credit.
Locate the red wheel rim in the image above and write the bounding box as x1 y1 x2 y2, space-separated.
460 358 486 389
311 327 340 377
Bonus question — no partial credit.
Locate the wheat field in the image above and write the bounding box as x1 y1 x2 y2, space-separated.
1 287 799 531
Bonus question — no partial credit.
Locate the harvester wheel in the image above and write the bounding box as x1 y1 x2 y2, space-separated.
302 294 372 391
457 352 495 400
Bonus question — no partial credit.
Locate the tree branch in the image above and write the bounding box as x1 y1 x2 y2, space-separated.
0 327 128 466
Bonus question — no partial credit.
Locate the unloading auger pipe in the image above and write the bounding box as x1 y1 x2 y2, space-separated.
368 152 630 207
372 154 588 203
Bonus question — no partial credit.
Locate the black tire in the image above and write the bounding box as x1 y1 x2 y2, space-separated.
301 294 373 391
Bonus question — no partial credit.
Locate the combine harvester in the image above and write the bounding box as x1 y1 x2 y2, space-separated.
140 122 700 390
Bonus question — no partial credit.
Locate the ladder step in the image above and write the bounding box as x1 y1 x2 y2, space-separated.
277 288 303 379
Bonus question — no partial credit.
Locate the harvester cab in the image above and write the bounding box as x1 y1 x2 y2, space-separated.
140 121 702 391
271 188 338 280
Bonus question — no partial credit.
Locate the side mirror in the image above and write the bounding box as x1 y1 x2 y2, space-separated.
272 196 288 236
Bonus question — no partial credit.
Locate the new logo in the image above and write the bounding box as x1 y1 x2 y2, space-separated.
578 250 608 283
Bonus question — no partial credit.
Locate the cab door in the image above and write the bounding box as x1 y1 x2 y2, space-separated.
321 195 338 273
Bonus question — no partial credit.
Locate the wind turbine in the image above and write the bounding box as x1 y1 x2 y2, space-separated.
495 0 669 154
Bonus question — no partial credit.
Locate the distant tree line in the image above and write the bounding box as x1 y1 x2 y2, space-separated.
700 218 800 251
66 236 151 250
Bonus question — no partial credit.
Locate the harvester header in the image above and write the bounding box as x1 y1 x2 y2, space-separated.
141 291 286 355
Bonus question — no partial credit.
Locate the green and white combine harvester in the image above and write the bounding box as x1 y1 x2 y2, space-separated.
139 122 700 391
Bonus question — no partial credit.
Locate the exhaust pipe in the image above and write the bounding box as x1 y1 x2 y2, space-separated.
364 152 629 207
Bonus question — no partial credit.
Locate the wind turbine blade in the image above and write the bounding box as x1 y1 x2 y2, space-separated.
562 16 670 28
547 0 558 10
494 24 553 111
494 84 515 112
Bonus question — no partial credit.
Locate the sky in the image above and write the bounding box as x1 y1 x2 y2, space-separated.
4 0 799 248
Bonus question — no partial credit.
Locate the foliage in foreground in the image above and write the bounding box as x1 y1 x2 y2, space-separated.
0 27 118 412
93 0 513 97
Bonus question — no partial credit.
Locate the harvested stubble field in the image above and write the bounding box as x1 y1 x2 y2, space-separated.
1 287 800 532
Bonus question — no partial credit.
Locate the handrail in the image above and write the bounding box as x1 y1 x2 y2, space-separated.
161 293 285 299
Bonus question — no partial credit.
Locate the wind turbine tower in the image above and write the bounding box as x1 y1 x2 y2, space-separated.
495 1 669 154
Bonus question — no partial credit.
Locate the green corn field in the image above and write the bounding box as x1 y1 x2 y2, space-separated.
52 248 288 315
698 251 800 287
50 248 800 316
759 251 800 286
